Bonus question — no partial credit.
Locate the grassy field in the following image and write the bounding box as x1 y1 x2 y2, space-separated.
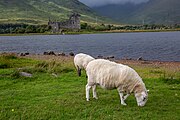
0 54 180 120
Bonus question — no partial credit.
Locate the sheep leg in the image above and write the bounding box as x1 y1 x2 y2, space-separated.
92 85 98 99
77 67 81 76
123 94 130 101
118 92 127 106
86 84 92 101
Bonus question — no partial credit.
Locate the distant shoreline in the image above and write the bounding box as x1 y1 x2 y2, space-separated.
0 29 179 36
1 52 180 63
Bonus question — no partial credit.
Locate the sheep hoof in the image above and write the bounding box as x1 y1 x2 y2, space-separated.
93 97 98 100
86 99 90 101
121 103 127 106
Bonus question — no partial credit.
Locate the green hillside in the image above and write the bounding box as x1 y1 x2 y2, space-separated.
0 0 111 24
94 0 180 24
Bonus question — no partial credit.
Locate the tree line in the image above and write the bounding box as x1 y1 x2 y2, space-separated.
81 23 180 31
0 24 51 34
0 23 179 34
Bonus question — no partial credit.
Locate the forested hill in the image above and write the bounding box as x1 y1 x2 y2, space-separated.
0 0 111 24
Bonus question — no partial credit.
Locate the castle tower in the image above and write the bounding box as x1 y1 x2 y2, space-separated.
69 13 81 29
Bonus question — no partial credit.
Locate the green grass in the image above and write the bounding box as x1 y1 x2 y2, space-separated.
0 54 180 119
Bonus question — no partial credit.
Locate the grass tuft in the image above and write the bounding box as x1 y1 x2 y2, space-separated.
33 61 74 74
0 54 17 68
0 63 11 69
3 54 18 59
10 70 21 79
161 77 180 85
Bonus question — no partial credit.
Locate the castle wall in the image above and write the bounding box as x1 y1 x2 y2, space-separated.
48 13 81 33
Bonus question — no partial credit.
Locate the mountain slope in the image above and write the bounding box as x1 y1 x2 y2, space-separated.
93 3 141 22
93 0 180 24
0 0 111 24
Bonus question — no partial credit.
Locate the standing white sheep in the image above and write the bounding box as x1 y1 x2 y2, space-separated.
86 59 148 107
74 53 95 76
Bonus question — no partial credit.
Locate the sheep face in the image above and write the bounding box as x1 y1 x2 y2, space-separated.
135 91 148 107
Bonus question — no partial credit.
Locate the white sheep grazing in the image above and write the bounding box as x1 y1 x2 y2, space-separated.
86 59 148 107
74 53 95 76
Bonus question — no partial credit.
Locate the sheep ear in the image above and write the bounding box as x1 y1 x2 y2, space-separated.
133 84 140 93
134 84 140 89
147 90 150 92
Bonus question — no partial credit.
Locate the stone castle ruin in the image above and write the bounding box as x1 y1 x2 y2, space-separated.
48 13 81 33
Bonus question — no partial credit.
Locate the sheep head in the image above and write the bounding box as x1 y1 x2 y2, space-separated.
135 91 148 107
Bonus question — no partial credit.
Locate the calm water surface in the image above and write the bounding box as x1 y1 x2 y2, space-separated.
0 32 180 61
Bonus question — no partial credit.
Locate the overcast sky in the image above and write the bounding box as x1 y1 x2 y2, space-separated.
79 0 149 7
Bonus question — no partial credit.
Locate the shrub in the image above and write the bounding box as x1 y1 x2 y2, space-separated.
0 63 10 69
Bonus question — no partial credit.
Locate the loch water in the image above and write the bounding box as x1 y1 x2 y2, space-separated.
0 31 180 61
